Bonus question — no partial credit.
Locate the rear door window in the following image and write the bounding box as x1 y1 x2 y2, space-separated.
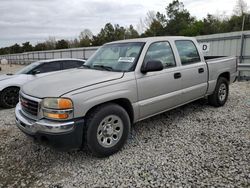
175 40 201 65
62 60 84 69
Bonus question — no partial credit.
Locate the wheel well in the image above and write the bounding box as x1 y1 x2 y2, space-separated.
1 86 20 92
0 86 20 108
3 86 20 90
218 72 230 82
86 98 134 124
0 86 20 98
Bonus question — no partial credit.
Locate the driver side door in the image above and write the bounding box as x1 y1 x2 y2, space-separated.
136 41 183 119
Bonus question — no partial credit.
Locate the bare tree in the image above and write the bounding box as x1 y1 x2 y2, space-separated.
144 11 156 28
79 29 93 40
68 39 80 48
136 11 156 34
233 0 249 16
78 29 93 47
214 10 229 21
45 36 56 50
136 18 146 34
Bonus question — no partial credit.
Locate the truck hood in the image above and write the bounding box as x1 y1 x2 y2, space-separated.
22 68 124 98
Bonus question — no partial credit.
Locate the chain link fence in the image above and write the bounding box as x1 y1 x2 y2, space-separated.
0 46 99 65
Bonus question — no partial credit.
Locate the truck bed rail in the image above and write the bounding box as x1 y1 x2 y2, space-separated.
238 63 250 71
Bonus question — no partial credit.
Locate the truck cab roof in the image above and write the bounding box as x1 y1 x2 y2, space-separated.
107 36 196 45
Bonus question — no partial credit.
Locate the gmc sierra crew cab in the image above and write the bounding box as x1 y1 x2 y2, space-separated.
15 37 237 157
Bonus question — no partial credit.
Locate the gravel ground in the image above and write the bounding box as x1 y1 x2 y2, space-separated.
0 64 25 74
0 65 249 187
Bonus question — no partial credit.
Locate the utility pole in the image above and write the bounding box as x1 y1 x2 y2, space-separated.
241 14 245 31
239 14 246 79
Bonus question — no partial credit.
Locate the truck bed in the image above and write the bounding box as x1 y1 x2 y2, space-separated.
205 56 237 95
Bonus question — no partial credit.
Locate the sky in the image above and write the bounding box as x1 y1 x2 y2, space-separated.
0 0 239 47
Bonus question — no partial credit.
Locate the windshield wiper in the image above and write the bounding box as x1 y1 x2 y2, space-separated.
79 64 91 69
93 65 114 71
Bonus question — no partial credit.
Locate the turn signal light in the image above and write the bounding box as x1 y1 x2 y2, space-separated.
44 112 69 119
58 99 73 109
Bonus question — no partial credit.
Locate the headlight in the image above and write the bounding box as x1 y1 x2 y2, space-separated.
42 98 73 120
43 98 73 109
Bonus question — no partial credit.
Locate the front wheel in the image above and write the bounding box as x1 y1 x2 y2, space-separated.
208 77 229 107
0 87 20 108
85 103 131 157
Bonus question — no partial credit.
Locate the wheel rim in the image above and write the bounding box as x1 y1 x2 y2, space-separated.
3 88 19 107
218 83 227 102
97 115 124 148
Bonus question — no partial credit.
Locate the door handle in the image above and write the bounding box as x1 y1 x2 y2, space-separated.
174 72 181 79
198 68 204 73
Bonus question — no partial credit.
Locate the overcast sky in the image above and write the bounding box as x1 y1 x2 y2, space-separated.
0 0 238 47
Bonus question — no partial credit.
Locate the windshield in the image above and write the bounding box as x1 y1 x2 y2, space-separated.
84 42 145 72
15 62 41 74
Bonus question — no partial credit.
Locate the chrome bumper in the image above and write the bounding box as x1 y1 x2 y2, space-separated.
15 103 74 134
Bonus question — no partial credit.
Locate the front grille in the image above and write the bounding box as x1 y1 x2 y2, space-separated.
20 95 39 116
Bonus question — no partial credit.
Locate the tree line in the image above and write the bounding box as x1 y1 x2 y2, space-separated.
0 0 249 55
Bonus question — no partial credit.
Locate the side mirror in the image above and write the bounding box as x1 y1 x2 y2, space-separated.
31 70 40 75
141 60 163 74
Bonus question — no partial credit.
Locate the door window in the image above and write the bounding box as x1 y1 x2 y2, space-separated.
35 61 61 73
62 60 84 69
175 40 201 65
144 41 176 69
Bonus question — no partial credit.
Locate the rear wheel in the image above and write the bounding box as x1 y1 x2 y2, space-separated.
208 77 229 107
85 103 131 157
0 87 20 108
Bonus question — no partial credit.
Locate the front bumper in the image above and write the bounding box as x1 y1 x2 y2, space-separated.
15 103 84 150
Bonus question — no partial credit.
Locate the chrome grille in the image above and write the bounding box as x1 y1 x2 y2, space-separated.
20 95 39 116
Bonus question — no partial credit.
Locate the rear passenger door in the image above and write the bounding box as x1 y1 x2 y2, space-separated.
175 40 208 103
137 41 183 119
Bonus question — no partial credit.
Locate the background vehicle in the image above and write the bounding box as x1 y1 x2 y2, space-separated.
0 58 85 108
15 37 237 157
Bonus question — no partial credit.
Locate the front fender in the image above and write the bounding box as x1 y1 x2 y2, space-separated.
75 90 136 116
0 84 21 92
84 90 133 113
63 72 138 121
65 84 137 119
0 75 28 91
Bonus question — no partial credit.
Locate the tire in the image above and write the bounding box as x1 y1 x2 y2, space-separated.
0 87 20 108
208 77 229 107
85 103 131 158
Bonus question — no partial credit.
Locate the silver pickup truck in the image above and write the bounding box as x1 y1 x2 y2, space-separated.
15 37 237 157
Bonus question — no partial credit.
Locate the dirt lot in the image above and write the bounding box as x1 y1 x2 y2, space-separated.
0 65 249 187
0 64 25 74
